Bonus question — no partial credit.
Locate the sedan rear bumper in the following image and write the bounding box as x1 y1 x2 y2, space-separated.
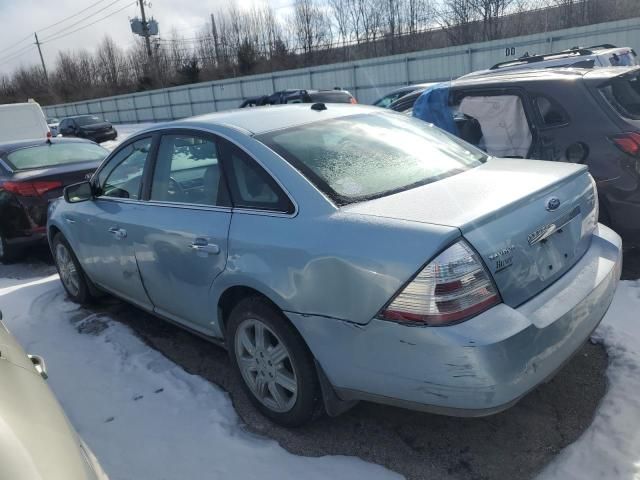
287 224 622 415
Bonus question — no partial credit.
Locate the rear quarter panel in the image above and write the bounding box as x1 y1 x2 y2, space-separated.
214 210 460 325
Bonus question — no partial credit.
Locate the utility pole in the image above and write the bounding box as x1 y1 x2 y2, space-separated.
210 13 220 67
138 0 152 59
34 32 48 81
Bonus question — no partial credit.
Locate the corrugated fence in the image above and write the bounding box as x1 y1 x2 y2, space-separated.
43 17 640 123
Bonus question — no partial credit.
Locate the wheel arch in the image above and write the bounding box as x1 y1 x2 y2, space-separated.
217 284 293 339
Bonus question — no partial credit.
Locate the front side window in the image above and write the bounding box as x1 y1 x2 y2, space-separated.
98 137 152 199
150 134 229 207
6 143 108 170
257 112 485 204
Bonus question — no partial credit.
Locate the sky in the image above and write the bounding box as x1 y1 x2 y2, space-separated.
0 0 293 76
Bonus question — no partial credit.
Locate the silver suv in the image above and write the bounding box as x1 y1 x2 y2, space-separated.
462 44 638 78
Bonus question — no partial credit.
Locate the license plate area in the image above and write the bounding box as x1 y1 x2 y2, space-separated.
530 207 582 282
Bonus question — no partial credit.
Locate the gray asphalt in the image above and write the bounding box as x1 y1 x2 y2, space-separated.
10 245 640 479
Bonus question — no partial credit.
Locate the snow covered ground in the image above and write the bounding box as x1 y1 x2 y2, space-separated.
101 123 157 151
0 273 400 480
1 270 638 479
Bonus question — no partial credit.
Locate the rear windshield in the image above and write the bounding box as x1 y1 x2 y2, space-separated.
75 115 104 126
607 50 638 67
257 112 486 204
599 73 640 120
6 143 108 170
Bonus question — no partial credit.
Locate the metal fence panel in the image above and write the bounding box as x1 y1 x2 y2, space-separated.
43 17 640 123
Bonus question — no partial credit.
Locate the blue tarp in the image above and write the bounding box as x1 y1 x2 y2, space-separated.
412 83 458 135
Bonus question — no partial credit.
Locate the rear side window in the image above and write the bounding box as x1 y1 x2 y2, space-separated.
220 141 293 213
599 74 640 120
533 95 568 126
6 143 108 170
150 134 229 207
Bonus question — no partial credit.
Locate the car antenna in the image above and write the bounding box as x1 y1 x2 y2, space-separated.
311 102 327 111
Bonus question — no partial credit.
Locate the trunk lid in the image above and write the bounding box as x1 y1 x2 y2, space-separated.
343 158 596 307
9 160 100 200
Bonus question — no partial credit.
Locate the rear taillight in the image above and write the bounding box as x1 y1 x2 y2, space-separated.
2 180 63 197
380 240 500 326
609 132 640 157
350 97 357 104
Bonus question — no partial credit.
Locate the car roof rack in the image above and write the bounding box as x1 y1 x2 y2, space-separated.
489 44 620 70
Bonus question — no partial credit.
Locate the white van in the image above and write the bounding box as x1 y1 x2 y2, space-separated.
0 101 50 143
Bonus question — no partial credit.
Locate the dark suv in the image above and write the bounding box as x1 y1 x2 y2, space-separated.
391 67 640 245
239 89 356 108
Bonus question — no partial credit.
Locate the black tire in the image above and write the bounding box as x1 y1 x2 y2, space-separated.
52 233 93 304
227 296 320 427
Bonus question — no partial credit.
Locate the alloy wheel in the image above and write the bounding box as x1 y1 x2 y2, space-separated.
55 243 80 297
234 318 298 413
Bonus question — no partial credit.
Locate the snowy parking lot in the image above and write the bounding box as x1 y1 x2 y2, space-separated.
1 124 639 480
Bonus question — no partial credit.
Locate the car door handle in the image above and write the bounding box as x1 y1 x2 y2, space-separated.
190 238 220 255
108 227 127 240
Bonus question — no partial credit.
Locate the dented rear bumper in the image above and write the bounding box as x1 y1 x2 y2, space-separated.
287 224 622 415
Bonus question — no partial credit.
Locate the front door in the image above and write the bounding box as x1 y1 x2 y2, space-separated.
71 136 155 310
132 131 232 333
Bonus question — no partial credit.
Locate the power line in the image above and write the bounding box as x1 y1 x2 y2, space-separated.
40 0 130 42
0 33 34 57
0 45 37 68
37 0 114 33
0 0 115 61
41 2 137 44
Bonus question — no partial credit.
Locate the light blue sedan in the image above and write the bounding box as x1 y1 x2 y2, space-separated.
48 104 622 426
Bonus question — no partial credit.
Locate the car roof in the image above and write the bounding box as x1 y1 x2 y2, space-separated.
0 137 99 156
454 65 640 87
159 104 380 135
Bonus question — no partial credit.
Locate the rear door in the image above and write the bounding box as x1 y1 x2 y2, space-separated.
450 87 538 159
132 130 232 333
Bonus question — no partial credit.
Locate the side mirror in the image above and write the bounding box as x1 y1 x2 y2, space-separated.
64 181 93 203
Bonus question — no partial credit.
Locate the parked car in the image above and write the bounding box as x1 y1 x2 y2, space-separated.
0 138 108 262
59 115 118 143
372 82 438 108
394 67 640 245
461 44 638 79
48 117 61 136
48 104 621 427
0 310 108 479
0 101 50 143
239 88 356 108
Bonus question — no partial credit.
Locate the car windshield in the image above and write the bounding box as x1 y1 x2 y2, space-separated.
257 112 486 204
75 115 104 126
6 143 108 170
599 72 640 120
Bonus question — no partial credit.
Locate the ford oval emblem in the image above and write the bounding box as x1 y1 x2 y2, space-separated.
546 197 561 211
